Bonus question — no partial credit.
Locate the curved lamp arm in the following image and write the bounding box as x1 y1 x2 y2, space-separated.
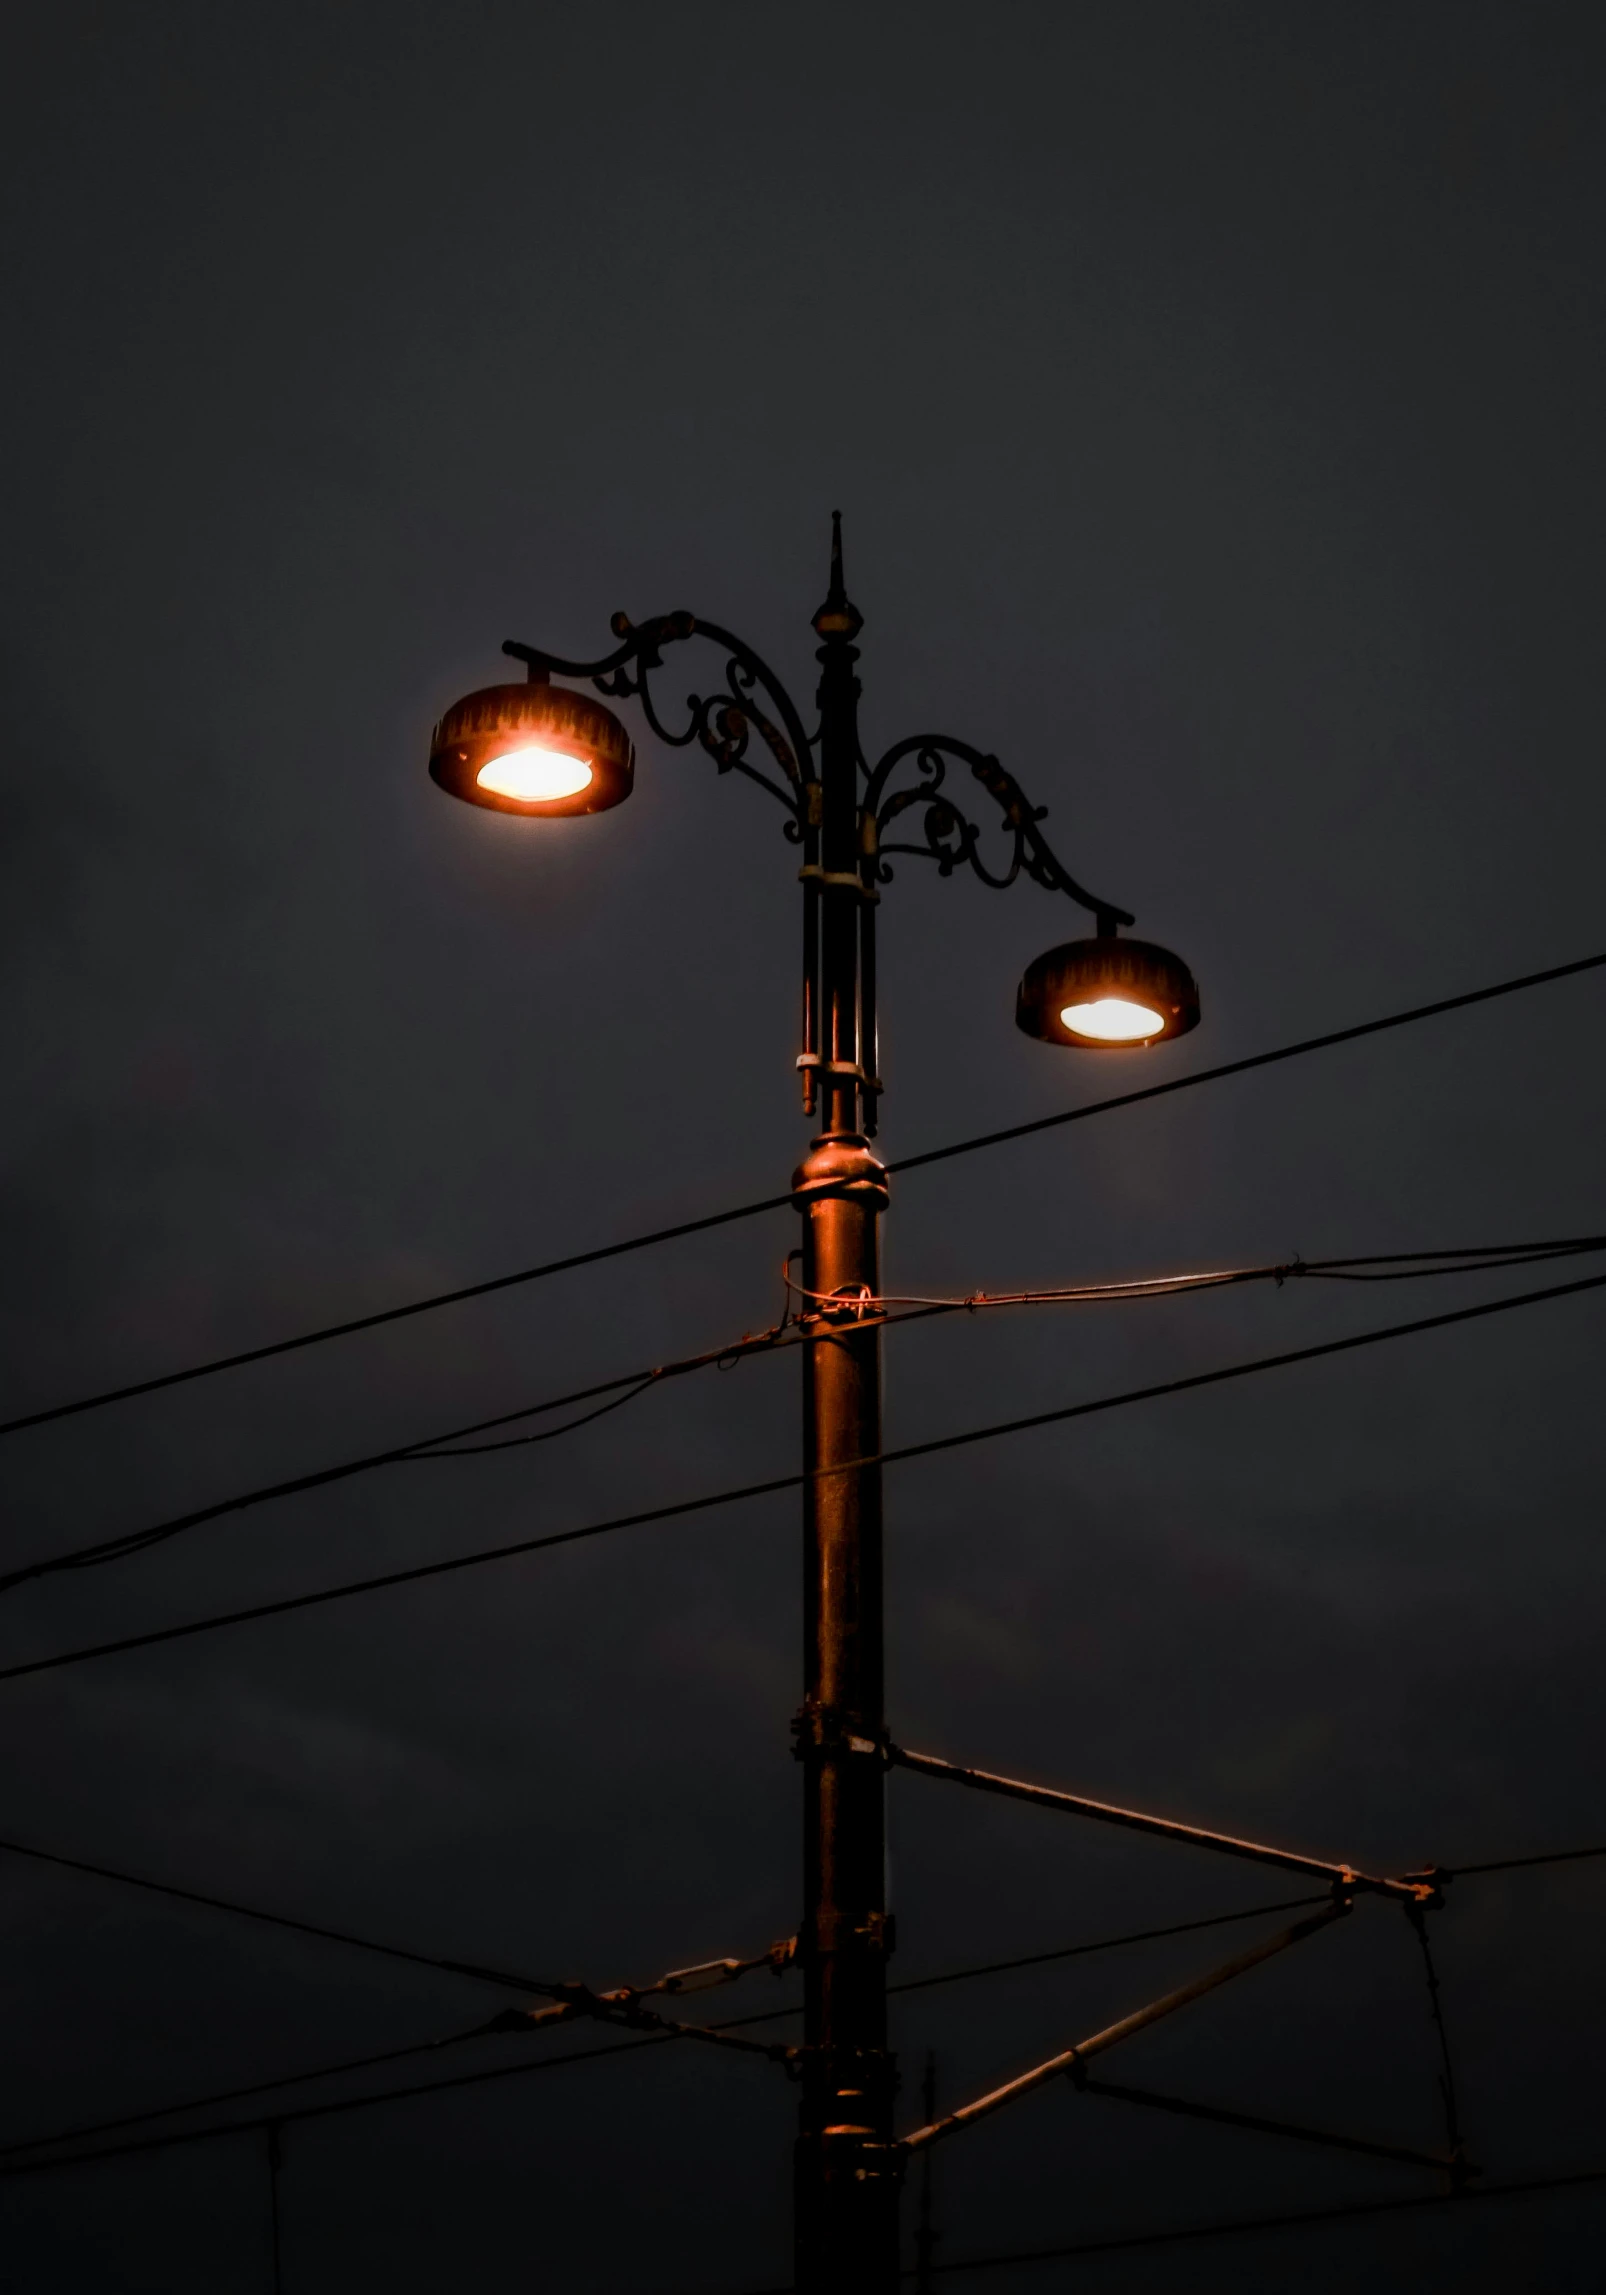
864 733 1135 931
492 602 1144 1134
503 614 816 837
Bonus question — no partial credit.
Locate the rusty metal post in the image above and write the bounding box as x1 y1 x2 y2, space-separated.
791 524 901 2292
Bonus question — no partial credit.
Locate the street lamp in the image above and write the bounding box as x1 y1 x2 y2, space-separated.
1015 932 1200 1048
427 520 1200 2295
427 674 635 814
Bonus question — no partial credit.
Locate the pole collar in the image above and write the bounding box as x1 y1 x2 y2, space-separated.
791 1136 890 1211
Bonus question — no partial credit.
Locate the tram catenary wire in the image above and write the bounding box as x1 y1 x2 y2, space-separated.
1 1900 1326 2171
2 946 1600 1442
5 1233 1602 1596
0 1264 1601 1690
9 1846 1606 2179
896 2162 1606 2278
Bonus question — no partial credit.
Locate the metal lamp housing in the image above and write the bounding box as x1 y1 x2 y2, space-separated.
428 682 635 817
1015 934 1201 1049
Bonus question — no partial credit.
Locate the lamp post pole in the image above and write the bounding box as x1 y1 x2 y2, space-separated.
791 536 900 2292
427 520 1199 2293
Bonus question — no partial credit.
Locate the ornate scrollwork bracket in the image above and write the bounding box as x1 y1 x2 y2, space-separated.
502 613 815 841
862 734 1135 930
494 606 1139 1139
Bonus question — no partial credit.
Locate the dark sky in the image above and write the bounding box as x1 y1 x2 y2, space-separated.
2 3 1604 2288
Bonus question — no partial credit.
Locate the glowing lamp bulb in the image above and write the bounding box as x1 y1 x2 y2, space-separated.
428 681 634 816
1017 935 1201 1050
1058 997 1165 1043
475 744 594 803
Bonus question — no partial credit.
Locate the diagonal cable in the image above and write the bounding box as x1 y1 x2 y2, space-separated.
1 1264 1601 1690
5 1231 1601 1596
0 1832 552 1992
909 2162 1606 2277
3 947 1600 1442
5 1846 1601 2183
886 947 1606 1178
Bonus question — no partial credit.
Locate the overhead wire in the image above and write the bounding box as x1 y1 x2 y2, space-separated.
0 1872 1321 2157
901 2162 1606 2277
2 958 1600 2250
0 1891 1329 2169
384 1235 1606 1459
0 2020 514 2172
0 1832 551 1994
6 1842 1605 2180
2 946 1601 1444
0 1193 795 1443
0 1832 793 2031
6 1232 1602 1595
884 1895 1329 1999
0 1378 662 1591
0 1325 796 1597
714 2162 1606 2290
1 1262 1602 1690
884 945 1606 1180
1447 1843 1606 1878
781 1234 1606 1319
11 1847 1606 2188
0 2028 676 2180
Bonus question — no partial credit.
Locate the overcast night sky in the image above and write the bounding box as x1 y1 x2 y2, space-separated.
2 4 1605 2289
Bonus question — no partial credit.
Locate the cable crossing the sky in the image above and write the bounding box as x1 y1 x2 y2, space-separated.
4 1230 1601 1597
4 1843 1601 2183
0 1261 1600 1686
2 944 1600 1441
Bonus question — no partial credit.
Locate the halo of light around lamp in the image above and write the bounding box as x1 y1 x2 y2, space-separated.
1015 935 1201 1049
428 683 635 817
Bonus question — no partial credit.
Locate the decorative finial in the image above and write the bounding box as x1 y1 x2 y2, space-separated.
813 509 863 640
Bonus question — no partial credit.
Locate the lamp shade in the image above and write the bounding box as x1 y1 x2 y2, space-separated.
1015 934 1200 1049
428 682 634 817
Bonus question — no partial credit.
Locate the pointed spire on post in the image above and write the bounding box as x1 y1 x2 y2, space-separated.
813 509 863 640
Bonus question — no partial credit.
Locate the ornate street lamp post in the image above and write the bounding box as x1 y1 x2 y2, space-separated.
427 519 1199 2293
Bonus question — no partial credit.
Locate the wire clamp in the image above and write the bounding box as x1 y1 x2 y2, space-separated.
790 1704 888 1763
795 1053 884 1095
798 864 879 904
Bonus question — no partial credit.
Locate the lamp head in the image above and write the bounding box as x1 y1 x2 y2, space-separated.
428 679 634 817
1016 932 1200 1050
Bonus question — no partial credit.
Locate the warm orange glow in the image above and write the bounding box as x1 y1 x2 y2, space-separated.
1059 996 1165 1042
475 743 595 803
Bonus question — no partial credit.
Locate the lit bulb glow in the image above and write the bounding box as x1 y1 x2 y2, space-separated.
1059 997 1165 1042
475 743 594 803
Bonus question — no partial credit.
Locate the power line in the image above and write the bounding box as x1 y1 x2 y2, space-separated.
9 1846 1605 2183
0 1895 1311 2165
1 1261 1600 1691
0 2022 503 2173
0 1893 1326 2169
912 2163 1606 2277
0 2028 674 2180
0 1192 794 1442
4 946 1600 1444
14 1230 1599 1598
0 1833 550 1996
1448 1843 1606 1878
0 1381 654 1595
885 1896 1328 1998
885 946 1606 1178
783 1235 1606 1319
0 1319 798 1596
